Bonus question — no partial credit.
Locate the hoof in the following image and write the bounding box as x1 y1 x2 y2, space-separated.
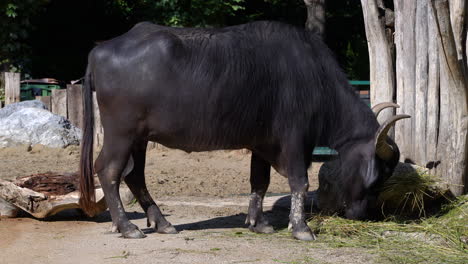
122 226 146 239
147 219 156 229
110 224 119 233
249 223 275 234
157 223 178 234
292 230 316 241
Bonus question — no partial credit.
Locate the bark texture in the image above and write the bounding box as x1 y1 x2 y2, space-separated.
304 0 326 36
362 0 468 195
361 0 396 127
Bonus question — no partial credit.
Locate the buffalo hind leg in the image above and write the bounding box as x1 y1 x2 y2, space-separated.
245 153 274 234
282 147 316 241
96 137 145 238
124 140 177 234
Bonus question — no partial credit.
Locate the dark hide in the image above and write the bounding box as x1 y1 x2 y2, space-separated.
79 21 399 240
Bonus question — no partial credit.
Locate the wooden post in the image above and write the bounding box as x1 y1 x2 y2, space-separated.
361 0 468 195
67 84 83 129
0 73 3 108
394 0 417 161
51 89 67 117
360 0 396 133
35 96 51 111
304 0 326 35
3 72 20 105
92 92 104 151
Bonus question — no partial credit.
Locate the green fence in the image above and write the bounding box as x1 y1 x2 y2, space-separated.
20 83 62 101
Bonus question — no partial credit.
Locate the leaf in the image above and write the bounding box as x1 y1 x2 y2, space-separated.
6 3 18 18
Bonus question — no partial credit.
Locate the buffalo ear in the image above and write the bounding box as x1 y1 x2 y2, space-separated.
363 157 378 188
375 114 410 161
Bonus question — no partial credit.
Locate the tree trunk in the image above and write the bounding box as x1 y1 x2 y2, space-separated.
360 0 396 127
431 0 468 195
362 0 468 195
394 0 417 162
304 0 326 36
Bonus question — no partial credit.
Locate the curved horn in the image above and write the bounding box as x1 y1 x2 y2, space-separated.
371 102 400 118
375 114 411 161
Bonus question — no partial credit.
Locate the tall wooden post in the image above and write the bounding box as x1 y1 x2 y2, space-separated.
92 92 104 152
361 0 468 195
3 72 20 105
304 0 326 36
51 89 67 117
67 84 83 129
361 0 396 128
35 96 52 111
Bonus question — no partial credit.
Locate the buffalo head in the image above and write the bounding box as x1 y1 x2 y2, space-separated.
318 103 410 220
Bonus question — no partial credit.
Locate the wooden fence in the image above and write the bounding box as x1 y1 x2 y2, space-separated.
0 74 103 150
0 73 163 151
1 72 20 107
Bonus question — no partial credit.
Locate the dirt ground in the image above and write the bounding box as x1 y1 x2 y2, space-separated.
0 145 378 264
0 144 316 197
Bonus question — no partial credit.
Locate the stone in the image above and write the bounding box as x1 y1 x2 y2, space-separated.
0 107 81 148
0 100 46 119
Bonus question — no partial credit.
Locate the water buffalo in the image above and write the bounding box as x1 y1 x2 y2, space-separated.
79 21 409 241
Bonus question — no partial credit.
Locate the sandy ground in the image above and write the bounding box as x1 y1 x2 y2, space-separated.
0 145 377 264
0 145 317 197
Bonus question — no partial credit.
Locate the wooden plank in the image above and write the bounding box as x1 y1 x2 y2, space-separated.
51 89 67 117
360 0 395 134
414 0 428 165
304 0 326 35
92 92 104 151
0 73 3 108
431 0 468 195
35 96 52 111
426 7 440 165
67 84 83 129
394 0 417 161
3 72 20 105
448 0 466 60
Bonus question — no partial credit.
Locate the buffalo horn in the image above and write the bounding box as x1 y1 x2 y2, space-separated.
371 102 400 118
375 114 411 161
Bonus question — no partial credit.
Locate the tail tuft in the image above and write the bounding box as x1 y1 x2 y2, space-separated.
78 69 100 217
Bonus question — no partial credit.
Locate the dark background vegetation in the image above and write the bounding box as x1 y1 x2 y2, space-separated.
1 0 368 82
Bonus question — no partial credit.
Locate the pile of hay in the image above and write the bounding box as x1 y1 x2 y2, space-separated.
317 161 454 218
307 195 468 263
377 163 454 217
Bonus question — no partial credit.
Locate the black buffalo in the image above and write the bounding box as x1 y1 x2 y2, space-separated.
79 21 408 241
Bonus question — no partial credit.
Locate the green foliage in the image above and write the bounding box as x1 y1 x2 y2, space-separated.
0 0 369 81
0 0 50 72
105 0 246 27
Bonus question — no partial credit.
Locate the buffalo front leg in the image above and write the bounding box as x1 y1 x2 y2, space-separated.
96 137 146 239
124 141 177 234
283 149 316 241
245 153 274 234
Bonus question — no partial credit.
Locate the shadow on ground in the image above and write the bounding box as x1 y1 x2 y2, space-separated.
14 191 320 234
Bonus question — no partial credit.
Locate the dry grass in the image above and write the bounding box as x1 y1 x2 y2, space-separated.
377 165 451 217
307 195 468 263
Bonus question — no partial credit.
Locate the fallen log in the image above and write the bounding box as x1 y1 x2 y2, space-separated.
0 172 133 218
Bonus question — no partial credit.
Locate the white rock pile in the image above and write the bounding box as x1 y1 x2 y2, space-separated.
0 100 81 148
